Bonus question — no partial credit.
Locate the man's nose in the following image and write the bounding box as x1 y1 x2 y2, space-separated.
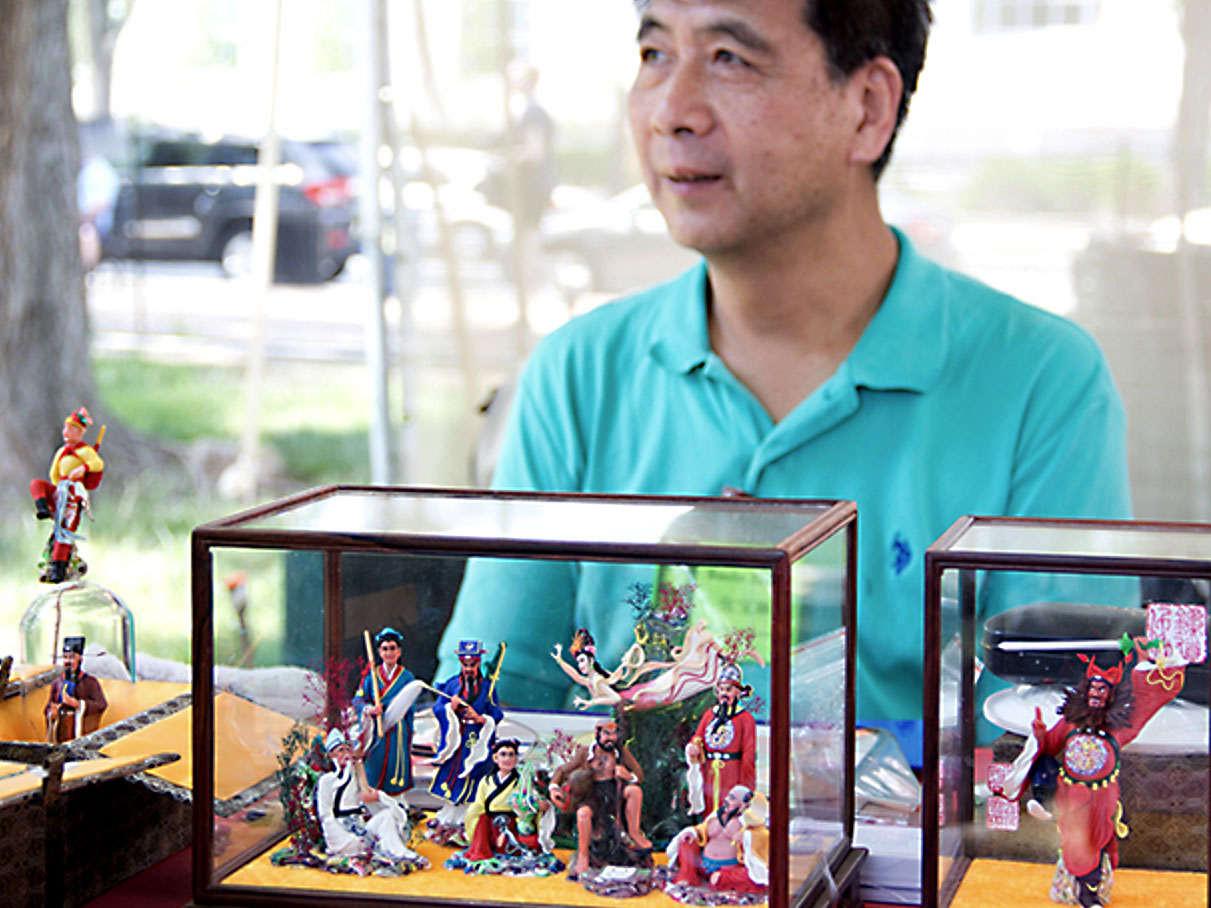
650 62 714 136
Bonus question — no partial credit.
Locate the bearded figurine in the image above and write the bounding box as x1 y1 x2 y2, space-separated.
685 661 757 816
999 637 1188 907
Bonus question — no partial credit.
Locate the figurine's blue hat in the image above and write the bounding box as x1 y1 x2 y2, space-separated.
375 627 404 645
457 639 487 657
63 636 85 655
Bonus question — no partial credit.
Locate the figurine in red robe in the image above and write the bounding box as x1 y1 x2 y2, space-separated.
1027 638 1186 907
685 662 757 816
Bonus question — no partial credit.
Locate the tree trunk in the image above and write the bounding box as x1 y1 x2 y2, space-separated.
0 0 96 494
84 0 115 122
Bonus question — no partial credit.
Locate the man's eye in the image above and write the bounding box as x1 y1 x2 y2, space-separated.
714 48 743 64
639 46 665 63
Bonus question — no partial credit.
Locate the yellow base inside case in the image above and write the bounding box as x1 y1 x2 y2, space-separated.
227 842 675 907
950 858 1206 908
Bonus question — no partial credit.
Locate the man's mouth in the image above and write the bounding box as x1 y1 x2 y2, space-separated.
668 173 720 184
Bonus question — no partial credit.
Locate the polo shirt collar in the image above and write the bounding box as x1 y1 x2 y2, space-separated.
847 228 948 393
647 261 713 374
648 228 947 393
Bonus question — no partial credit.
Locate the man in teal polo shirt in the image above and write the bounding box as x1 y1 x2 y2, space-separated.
439 0 1130 750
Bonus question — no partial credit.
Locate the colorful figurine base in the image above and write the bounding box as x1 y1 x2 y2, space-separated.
444 844 565 878
1049 852 1113 907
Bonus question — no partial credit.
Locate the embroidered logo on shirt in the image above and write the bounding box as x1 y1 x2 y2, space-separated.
891 534 912 575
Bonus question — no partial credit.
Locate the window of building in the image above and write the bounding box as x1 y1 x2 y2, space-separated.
974 0 1099 33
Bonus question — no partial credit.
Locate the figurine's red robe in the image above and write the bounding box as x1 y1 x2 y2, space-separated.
691 706 757 815
1034 663 1184 877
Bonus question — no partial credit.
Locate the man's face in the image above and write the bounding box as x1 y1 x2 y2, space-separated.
628 0 864 260
331 744 352 768
378 640 401 668
716 679 741 707
460 655 481 678
596 724 619 751
62 422 84 445
62 651 81 673
1087 679 1111 710
721 787 749 819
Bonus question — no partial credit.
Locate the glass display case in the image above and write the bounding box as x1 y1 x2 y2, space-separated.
190 486 861 908
923 516 1211 908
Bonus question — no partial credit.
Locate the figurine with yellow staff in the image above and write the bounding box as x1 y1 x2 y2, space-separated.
354 628 424 800
30 407 105 584
425 639 506 846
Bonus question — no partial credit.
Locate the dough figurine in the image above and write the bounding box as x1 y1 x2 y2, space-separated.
426 639 505 845
30 407 105 584
550 718 653 872
445 737 564 875
1001 637 1190 907
44 635 107 742
314 728 427 873
666 785 769 896
560 767 652 885
354 627 424 802
685 662 758 816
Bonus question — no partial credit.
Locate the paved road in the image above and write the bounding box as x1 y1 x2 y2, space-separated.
87 215 1085 367
86 254 599 368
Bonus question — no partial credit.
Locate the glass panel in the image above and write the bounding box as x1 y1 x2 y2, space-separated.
238 488 830 549
788 531 849 902
206 550 792 903
948 520 1211 562
208 547 299 881
934 564 1208 907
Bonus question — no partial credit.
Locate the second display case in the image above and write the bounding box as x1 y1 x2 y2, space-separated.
923 516 1210 908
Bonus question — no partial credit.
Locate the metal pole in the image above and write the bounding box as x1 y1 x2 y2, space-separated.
361 0 394 484
498 0 531 362
232 0 283 502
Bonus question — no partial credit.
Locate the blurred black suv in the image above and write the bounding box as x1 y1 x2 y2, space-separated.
103 134 358 283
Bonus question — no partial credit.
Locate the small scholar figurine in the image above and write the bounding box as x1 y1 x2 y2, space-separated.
444 737 564 876
314 728 427 873
353 627 424 803
30 407 105 584
44 635 107 742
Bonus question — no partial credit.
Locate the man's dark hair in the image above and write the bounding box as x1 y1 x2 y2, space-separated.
804 0 933 179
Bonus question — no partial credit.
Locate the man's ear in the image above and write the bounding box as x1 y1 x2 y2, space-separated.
849 56 903 167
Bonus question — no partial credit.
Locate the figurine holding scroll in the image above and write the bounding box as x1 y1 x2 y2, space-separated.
354 627 424 801
685 661 757 817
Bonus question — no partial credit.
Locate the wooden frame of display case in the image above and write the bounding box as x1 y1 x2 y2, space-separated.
191 486 864 908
